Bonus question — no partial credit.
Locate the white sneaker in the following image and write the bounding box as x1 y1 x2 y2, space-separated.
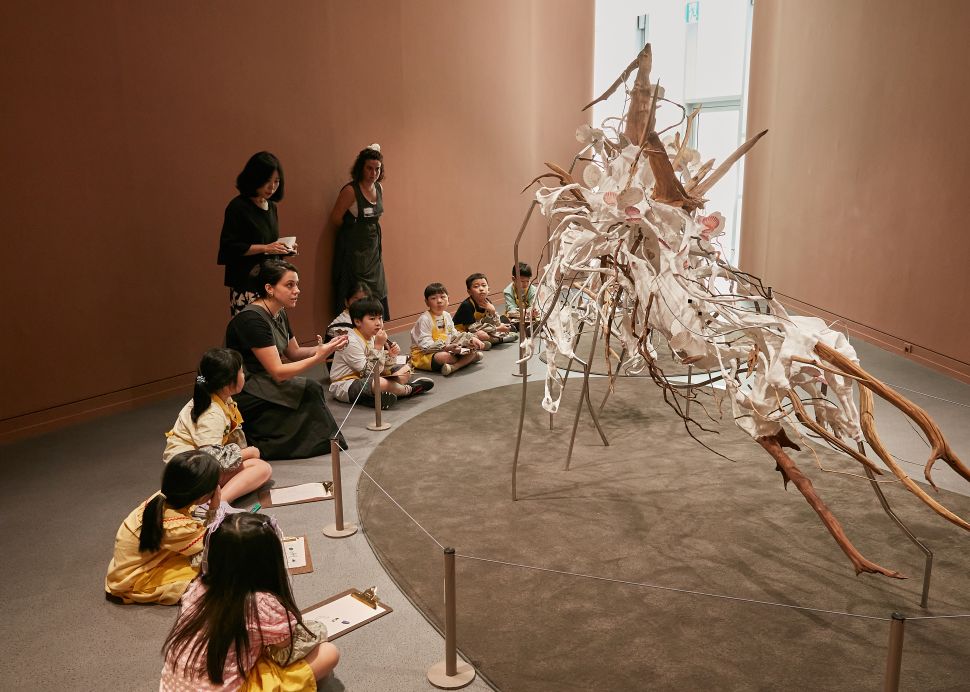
441 363 454 376
474 352 485 363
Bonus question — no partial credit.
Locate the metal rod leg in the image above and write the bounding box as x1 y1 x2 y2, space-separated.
858 443 933 608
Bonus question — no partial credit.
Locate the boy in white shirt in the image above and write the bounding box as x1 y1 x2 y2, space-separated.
330 298 433 408
410 283 485 376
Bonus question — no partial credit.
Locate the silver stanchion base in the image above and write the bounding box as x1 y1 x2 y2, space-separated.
322 523 358 538
366 422 392 431
427 660 476 689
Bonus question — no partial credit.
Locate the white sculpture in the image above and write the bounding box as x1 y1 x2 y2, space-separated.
513 45 970 579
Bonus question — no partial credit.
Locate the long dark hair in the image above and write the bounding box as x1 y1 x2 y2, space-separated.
235 151 285 201
247 260 298 297
162 513 306 684
139 451 220 553
191 349 243 423
350 146 385 183
343 281 372 307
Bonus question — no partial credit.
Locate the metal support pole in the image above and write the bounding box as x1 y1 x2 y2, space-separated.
858 442 933 608
367 365 391 432
322 438 358 538
883 612 906 692
427 548 476 689
565 311 610 471
685 364 693 417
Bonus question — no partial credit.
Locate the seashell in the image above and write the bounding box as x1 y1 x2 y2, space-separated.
697 211 726 239
582 165 603 188
617 187 644 207
603 191 618 206
624 206 642 220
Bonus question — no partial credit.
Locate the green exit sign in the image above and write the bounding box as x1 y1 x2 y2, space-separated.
685 1 700 24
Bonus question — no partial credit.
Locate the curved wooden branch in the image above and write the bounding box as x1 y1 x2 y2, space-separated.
815 342 970 487
857 387 970 531
583 44 651 112
687 129 768 197
787 394 882 474
757 431 904 579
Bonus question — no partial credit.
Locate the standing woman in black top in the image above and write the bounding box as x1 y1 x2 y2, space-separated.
218 152 295 316
329 144 389 319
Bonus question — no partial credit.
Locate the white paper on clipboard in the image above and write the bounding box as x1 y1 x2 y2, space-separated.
270 482 332 505
303 593 391 639
283 537 307 569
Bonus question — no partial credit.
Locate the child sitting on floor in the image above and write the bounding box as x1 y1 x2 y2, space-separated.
163 348 272 504
326 281 371 342
160 513 339 690
504 262 540 323
329 297 434 409
105 450 220 605
411 283 485 376
453 272 517 345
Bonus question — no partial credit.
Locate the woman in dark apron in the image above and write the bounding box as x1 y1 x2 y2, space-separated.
330 144 390 319
225 261 350 459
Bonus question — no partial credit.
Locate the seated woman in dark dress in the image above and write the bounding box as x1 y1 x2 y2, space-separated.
225 261 350 459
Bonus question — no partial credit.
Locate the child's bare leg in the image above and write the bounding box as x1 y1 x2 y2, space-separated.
304 642 340 680
220 458 272 504
379 375 411 396
449 350 480 373
433 352 457 368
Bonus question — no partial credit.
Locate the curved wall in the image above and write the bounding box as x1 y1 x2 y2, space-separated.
0 1 593 438
742 0 970 380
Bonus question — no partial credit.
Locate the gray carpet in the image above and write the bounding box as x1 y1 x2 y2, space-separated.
359 377 970 691
538 329 693 377
0 353 497 692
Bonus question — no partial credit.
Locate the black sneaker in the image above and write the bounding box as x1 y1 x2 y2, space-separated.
363 392 398 409
407 377 435 396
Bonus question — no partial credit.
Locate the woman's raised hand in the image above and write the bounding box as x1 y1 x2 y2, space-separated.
321 333 349 357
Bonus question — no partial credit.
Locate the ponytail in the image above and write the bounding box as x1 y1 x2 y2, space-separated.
190 377 212 424
139 451 221 553
139 494 167 553
190 349 244 423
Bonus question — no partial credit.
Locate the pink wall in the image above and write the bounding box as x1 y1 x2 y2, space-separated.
742 0 970 380
1 1 594 438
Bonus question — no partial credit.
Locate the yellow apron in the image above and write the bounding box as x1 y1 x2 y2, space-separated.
410 312 454 371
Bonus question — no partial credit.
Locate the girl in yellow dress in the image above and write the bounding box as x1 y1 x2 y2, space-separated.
105 450 220 605
160 513 339 691
164 348 272 503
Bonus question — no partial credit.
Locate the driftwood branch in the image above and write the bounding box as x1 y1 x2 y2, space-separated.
757 431 903 578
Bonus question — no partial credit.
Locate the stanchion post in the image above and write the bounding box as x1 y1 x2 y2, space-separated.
322 438 358 538
427 548 476 689
367 366 392 432
883 612 906 692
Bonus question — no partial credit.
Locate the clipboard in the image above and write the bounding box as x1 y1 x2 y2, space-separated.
283 535 313 575
258 481 334 508
301 588 392 640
